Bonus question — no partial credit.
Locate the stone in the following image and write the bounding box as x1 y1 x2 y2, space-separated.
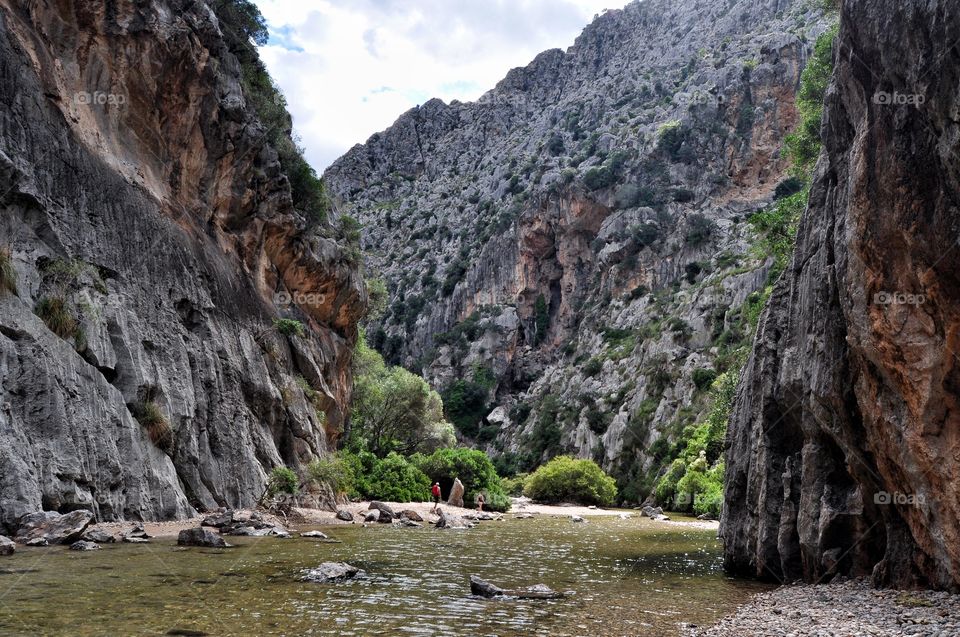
16 510 93 545
364 510 380 523
25 538 48 547
469 575 564 600
436 510 472 530
399 510 423 522
335 510 354 522
177 528 230 548
303 562 363 583
69 541 100 551
300 531 329 539
123 523 151 541
0 536 14 556
123 537 149 544
514 513 534 520
570 515 585 523
447 479 465 508
368 502 395 517
201 511 234 529
400 519 422 528
81 529 116 544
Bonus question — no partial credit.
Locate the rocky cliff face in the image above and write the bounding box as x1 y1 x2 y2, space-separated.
326 0 828 492
0 0 365 531
722 0 960 590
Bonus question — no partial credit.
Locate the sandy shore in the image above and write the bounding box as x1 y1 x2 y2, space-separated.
685 578 960 636
89 499 717 538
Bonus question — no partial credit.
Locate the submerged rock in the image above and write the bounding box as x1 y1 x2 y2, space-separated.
0 536 14 556
16 511 94 545
69 541 100 551
123 537 149 544
178 528 230 548
123 523 151 541
570 515 585 523
469 575 564 600
303 562 363 583
300 530 329 539
25 538 48 547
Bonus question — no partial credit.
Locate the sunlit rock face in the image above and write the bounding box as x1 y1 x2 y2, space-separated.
723 0 960 591
0 0 365 530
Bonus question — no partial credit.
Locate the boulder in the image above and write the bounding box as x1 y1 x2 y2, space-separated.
25 538 48 547
69 541 100 551
335 510 354 522
364 510 380 523
514 513 534 520
303 562 364 583
16 510 94 545
300 530 329 539
0 536 14 556
436 510 472 530
177 528 230 548
399 510 423 522
123 522 151 540
447 479 465 508
82 529 117 544
376 510 393 524
201 510 234 529
570 515 585 523
469 575 565 600
122 537 150 544
368 502 395 516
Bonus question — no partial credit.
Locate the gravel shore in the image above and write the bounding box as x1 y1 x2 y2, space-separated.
686 578 960 637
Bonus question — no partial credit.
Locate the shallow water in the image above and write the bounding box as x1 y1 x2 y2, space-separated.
0 514 769 636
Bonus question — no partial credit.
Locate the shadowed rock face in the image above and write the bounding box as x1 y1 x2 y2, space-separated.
722 0 960 590
0 1 365 531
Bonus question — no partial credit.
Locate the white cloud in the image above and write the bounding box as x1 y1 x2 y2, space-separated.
253 0 621 170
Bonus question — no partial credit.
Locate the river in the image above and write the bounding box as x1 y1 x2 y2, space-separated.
0 514 769 636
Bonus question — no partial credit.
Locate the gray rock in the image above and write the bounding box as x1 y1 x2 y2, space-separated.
469 575 564 600
300 530 328 539
399 510 423 522
68 541 100 551
447 479 465 508
16 510 93 545
177 528 230 548
122 537 149 544
335 510 354 522
303 562 363 583
25 537 48 547
368 502 395 517
0 536 13 555
400 519 422 528
570 515 585 523
81 529 116 544
436 510 472 530
363 510 380 523
201 511 233 529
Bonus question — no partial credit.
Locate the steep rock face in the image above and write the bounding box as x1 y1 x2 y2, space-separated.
327 0 828 490
0 0 365 531
722 0 960 589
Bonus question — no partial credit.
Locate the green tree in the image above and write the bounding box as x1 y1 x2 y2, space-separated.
523 456 617 506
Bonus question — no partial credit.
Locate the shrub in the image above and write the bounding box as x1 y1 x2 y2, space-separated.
364 453 431 502
583 357 603 377
501 473 529 496
266 466 299 497
774 176 805 200
692 367 718 390
131 401 173 451
442 379 489 438
0 248 16 294
583 166 614 191
412 447 510 511
35 296 78 339
685 213 716 246
274 318 305 337
523 456 617 506
533 294 550 345
307 454 355 497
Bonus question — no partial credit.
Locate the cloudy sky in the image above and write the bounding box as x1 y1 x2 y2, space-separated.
254 0 621 171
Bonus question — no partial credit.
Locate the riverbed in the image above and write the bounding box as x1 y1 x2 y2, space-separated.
0 513 770 636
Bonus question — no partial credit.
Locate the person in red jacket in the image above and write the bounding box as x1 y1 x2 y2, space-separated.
431 482 442 513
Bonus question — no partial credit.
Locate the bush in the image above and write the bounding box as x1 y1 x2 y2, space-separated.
35 296 78 339
523 456 617 506
131 401 173 451
442 379 489 438
583 166 614 191
0 248 16 295
692 367 718 390
274 318 305 337
685 213 716 246
267 466 299 497
364 453 431 502
583 357 603 377
307 454 355 497
412 447 510 511
501 473 529 496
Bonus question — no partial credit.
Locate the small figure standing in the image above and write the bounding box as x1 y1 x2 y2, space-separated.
476 492 485 512
431 482 442 513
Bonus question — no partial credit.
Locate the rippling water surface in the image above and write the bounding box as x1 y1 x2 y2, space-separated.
0 514 769 636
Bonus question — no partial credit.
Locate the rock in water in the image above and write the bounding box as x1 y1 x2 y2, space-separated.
177 528 230 548
469 575 564 600
368 502 395 517
0 536 14 556
303 562 363 583
335 510 354 522
436 510 471 530
570 515 585 523
69 541 100 551
16 510 93 545
447 479 465 508
470 576 505 597
364 510 380 523
25 538 48 547
300 531 328 539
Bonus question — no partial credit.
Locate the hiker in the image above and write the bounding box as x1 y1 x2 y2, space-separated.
431 482 442 512
476 492 485 512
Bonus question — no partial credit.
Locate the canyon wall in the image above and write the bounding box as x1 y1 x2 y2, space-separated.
0 0 365 531
722 0 960 590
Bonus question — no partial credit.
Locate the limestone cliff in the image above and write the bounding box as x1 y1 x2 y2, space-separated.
326 0 829 494
722 0 960 590
0 0 365 531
